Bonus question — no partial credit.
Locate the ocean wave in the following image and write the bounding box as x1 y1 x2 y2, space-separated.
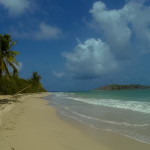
67 96 150 114
51 92 150 144
64 108 149 127
51 92 150 114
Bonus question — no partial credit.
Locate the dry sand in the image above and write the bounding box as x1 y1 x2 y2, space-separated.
0 93 150 150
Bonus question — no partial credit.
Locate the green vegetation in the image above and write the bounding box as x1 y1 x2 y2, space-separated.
95 84 150 90
0 34 46 95
0 72 46 95
0 34 19 77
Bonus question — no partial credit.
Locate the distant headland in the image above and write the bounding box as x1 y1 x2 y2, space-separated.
94 84 150 90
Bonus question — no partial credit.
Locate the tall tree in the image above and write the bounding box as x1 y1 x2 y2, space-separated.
31 72 41 83
0 34 19 77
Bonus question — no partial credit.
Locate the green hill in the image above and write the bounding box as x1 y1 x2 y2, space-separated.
95 84 150 90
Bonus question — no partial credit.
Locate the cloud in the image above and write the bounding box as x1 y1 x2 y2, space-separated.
90 1 132 59
12 22 62 40
0 0 30 16
89 0 150 56
52 71 65 78
63 38 118 79
123 0 150 52
17 62 23 71
34 23 62 40
62 0 150 80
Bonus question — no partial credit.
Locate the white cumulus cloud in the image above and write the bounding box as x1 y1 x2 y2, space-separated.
0 0 30 16
63 38 118 79
62 0 150 79
123 0 150 52
90 0 150 57
90 1 131 58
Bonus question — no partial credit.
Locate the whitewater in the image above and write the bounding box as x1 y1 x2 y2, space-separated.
46 89 150 144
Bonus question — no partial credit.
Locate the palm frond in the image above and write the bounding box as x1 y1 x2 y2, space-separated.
2 59 10 76
8 62 18 74
10 50 19 56
6 55 19 65
10 41 16 48
0 34 19 77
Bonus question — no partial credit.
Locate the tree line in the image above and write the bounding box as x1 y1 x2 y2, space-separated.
0 34 46 94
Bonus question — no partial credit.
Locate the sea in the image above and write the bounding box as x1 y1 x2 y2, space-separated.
46 89 150 144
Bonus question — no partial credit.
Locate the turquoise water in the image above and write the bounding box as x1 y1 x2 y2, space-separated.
46 89 150 144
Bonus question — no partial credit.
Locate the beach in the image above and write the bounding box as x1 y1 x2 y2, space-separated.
0 93 150 150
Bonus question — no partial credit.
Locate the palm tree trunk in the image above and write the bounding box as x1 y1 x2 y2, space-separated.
0 70 2 78
0 60 2 78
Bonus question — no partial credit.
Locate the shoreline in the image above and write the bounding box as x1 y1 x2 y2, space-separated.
57 109 150 150
58 111 150 145
0 93 150 150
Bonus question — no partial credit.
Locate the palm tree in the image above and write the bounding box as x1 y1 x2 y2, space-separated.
0 34 19 77
31 72 41 83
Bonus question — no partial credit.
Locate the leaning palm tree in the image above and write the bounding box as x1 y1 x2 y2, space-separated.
0 34 19 77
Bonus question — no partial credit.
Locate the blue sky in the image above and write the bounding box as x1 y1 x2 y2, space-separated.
1 0 150 91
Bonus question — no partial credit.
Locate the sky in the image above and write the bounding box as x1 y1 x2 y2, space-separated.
1 0 150 91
